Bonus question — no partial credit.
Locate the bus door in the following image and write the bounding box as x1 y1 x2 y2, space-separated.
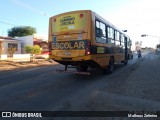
124 37 128 61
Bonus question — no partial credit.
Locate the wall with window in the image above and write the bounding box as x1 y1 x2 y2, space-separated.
4 41 21 55
0 39 21 57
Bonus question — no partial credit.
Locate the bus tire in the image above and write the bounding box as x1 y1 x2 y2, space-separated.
128 54 130 59
106 58 114 74
131 55 133 59
124 60 128 65
76 65 88 72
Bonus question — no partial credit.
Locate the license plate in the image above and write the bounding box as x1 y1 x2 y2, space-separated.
64 51 71 56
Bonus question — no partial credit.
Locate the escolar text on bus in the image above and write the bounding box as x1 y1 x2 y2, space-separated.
52 41 85 50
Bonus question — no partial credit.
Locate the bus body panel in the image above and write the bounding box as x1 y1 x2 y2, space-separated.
51 11 88 33
49 10 132 70
90 11 130 67
49 10 93 64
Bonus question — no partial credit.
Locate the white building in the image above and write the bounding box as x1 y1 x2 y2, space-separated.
0 34 48 59
16 35 34 54
0 36 21 57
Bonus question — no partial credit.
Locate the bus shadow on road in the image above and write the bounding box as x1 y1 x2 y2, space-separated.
114 63 126 71
55 62 129 82
63 65 125 81
60 68 105 81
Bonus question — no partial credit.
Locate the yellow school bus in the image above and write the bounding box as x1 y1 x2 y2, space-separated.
48 10 132 74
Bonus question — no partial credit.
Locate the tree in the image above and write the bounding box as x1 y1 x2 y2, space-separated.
33 45 42 54
25 46 33 54
8 26 36 37
7 48 16 57
25 45 42 55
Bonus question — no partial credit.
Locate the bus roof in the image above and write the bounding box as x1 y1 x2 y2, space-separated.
50 10 90 18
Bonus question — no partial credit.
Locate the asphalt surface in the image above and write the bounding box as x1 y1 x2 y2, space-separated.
0 51 160 120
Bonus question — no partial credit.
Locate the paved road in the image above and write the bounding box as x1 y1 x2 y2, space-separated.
0 51 160 120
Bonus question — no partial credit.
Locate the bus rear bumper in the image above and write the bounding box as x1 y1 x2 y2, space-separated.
50 55 91 62
50 55 100 68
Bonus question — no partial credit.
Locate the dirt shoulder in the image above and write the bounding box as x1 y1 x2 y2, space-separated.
0 60 58 71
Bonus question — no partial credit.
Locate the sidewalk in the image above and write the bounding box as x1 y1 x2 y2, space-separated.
0 60 58 71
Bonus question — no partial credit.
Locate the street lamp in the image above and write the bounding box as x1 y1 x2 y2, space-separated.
141 34 148 37
122 30 127 32
141 34 160 48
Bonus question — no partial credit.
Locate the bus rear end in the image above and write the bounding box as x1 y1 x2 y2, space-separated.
48 10 92 72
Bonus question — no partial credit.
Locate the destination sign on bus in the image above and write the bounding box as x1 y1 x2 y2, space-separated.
52 13 87 33
60 16 75 26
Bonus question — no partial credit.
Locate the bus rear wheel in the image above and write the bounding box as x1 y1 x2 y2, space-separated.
123 60 128 65
76 65 88 72
106 58 114 74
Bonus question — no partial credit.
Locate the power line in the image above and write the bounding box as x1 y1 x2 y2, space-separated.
0 20 16 26
0 16 20 23
0 16 48 33
1 0 51 34
0 20 48 34
11 0 51 17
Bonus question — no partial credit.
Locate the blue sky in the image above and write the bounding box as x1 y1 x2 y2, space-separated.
0 0 133 35
1 0 160 48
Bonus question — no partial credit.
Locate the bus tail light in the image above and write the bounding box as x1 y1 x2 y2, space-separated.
54 18 56 22
85 41 91 55
80 14 83 18
49 42 52 55
49 51 51 55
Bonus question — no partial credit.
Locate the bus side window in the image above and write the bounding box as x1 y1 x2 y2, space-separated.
115 31 120 46
107 27 110 38
111 28 115 44
107 27 114 44
121 34 124 46
119 33 121 43
95 20 106 43
96 20 101 37
100 22 106 37
128 39 131 47
96 28 103 37
96 20 100 28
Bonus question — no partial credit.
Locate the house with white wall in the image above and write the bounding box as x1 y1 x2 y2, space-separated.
16 35 34 54
0 36 21 58
0 34 48 60
16 34 48 53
